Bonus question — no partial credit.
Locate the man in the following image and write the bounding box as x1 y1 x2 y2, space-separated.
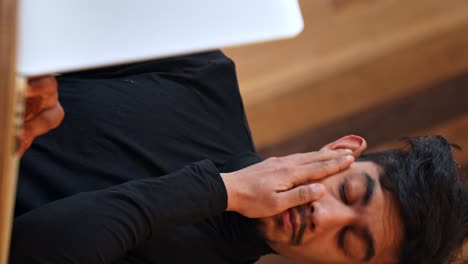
258 136 467 263
11 51 467 263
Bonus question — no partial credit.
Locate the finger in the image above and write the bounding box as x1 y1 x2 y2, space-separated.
22 103 64 140
20 103 64 156
285 149 353 165
18 134 33 157
25 76 57 97
276 183 325 209
24 91 59 122
292 155 354 185
24 96 42 121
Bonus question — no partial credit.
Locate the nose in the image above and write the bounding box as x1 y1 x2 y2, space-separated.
309 194 357 234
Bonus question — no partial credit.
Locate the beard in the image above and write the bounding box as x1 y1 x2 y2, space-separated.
256 204 310 246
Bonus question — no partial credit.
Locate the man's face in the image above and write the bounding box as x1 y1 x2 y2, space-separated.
257 161 404 264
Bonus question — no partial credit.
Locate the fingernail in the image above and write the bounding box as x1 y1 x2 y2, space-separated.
311 184 325 193
345 155 354 161
337 149 352 154
28 76 51 87
28 78 44 86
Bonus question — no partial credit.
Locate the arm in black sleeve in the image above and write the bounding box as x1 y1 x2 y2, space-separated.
10 160 227 264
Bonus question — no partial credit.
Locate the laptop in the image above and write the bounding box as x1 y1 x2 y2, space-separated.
17 0 303 76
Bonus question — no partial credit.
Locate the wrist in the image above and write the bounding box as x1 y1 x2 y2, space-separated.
220 172 237 212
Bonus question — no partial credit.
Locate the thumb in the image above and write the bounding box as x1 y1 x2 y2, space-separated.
277 183 325 210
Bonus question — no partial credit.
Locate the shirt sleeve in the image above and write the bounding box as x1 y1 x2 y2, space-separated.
10 160 227 264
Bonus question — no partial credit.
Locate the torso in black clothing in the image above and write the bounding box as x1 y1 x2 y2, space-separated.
16 51 273 263
117 153 272 264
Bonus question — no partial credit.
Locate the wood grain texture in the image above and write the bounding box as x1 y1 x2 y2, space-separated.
372 113 468 163
0 0 21 263
226 0 468 105
258 72 468 158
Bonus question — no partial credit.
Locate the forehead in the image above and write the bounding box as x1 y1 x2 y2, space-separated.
352 161 404 263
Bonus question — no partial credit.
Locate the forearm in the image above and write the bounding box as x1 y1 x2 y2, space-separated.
10 160 226 264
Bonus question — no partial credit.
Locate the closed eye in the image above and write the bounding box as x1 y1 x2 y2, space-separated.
340 178 349 205
338 226 350 255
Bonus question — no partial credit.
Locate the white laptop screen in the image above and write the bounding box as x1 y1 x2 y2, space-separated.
18 0 303 76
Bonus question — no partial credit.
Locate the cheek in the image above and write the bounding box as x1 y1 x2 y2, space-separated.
283 241 341 264
282 230 344 263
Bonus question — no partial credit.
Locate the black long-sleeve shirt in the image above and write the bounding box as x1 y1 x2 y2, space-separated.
12 160 227 263
11 51 273 263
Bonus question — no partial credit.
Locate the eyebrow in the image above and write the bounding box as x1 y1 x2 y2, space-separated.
361 171 376 261
363 228 376 261
361 171 376 206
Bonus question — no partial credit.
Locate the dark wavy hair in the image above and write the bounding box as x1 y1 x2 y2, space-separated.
358 136 468 264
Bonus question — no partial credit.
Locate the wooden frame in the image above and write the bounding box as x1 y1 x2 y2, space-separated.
0 0 23 263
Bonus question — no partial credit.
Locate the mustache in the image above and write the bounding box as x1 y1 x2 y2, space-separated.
291 205 309 245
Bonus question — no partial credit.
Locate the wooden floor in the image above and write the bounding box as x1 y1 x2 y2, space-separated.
223 0 468 263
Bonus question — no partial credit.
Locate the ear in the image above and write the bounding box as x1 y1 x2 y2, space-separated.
320 135 367 157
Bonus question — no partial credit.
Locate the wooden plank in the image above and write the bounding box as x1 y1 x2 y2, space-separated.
224 0 468 148
226 0 468 105
245 20 468 148
371 113 468 166
0 0 22 263
258 73 468 158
